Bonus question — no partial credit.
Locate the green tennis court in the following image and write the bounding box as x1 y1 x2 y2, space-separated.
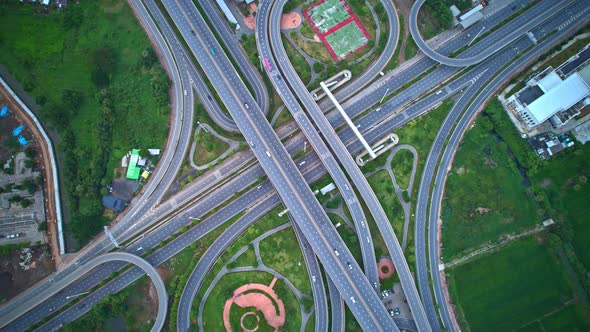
307 0 350 32
325 22 368 59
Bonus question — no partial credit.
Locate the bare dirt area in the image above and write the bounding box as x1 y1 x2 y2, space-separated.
137 279 158 323
0 244 54 303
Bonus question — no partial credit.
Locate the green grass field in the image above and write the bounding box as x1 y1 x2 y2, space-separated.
325 21 368 59
532 303 590 331
442 106 539 258
391 149 414 190
367 171 404 244
227 245 258 269
193 130 229 166
0 1 170 245
307 0 350 32
449 236 574 331
62 276 155 331
201 271 302 331
259 228 313 295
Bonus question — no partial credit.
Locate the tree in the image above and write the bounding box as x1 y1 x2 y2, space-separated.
91 48 115 88
139 148 151 159
546 233 562 251
8 195 22 203
24 147 36 159
63 6 83 30
20 199 32 208
24 159 36 169
141 48 158 68
62 89 84 113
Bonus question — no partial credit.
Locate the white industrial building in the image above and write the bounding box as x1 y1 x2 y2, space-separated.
506 64 590 129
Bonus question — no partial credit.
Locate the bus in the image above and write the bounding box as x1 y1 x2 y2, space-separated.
264 57 272 70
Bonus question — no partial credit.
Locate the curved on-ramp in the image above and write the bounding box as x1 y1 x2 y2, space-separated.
0 252 167 332
409 0 563 67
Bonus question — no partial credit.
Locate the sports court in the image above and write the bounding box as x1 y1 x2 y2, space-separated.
306 0 350 33
303 0 371 61
325 21 368 59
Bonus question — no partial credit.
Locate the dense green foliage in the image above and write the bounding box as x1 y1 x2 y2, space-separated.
425 0 454 30
0 1 170 246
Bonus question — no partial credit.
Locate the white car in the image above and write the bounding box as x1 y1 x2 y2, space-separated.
350 296 356 304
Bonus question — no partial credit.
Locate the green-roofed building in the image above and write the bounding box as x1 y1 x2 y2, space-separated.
126 149 141 180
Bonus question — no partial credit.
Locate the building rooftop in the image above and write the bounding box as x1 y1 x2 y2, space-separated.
576 62 590 86
538 71 562 92
559 43 590 76
518 85 544 105
527 73 590 124
126 149 141 180
459 11 483 30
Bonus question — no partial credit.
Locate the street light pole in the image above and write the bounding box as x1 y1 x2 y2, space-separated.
66 291 89 300
468 26 485 47
380 88 390 104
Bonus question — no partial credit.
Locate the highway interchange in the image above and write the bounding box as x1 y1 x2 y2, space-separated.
1 0 589 331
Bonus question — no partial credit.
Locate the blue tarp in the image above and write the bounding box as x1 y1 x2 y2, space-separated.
12 125 24 136
0 105 9 117
18 136 29 146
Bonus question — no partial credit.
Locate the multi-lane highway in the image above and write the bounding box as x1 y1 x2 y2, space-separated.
161 0 398 330
409 0 564 66
261 0 431 330
196 0 269 113
0 0 196 323
255 0 381 294
4 0 589 330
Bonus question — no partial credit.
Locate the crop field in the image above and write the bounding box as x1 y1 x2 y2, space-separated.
448 236 576 331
